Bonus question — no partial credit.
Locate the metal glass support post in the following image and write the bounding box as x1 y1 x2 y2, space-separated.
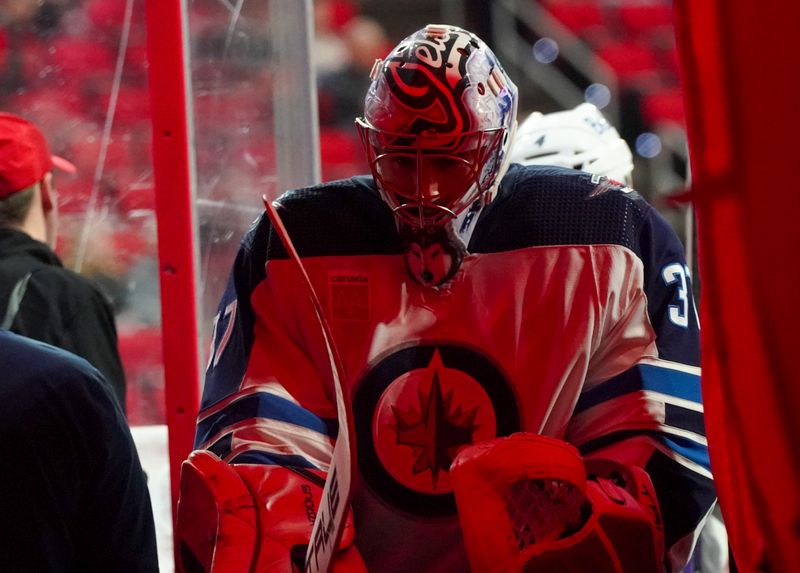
144 0 202 562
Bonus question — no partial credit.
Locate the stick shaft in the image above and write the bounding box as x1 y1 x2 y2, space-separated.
262 198 356 573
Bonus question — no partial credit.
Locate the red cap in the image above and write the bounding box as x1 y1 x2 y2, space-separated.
0 112 76 198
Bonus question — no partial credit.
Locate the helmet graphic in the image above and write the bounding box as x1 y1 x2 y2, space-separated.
357 24 518 229
508 102 634 185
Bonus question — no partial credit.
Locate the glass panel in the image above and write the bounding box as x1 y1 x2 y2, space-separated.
188 0 319 350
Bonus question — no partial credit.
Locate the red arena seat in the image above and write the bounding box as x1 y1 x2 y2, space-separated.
641 89 686 127
596 41 660 86
618 4 675 37
544 2 606 35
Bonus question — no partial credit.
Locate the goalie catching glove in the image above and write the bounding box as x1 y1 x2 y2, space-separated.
175 450 365 573
450 433 664 573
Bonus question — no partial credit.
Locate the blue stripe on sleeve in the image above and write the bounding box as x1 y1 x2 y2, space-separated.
661 434 711 471
196 392 338 446
575 363 701 414
228 451 321 469
578 429 711 472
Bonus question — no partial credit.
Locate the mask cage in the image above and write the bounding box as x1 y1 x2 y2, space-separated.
357 117 506 228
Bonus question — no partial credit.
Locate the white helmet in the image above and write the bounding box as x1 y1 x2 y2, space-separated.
508 102 633 185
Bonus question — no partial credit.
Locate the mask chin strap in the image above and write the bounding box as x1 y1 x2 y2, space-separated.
455 200 483 247
485 120 517 204
456 119 519 249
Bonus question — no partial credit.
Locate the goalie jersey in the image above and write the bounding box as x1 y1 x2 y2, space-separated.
198 164 714 572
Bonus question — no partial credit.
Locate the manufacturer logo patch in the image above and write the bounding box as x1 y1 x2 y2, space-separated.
328 272 369 320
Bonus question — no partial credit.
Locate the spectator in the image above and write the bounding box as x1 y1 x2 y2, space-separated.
312 0 357 76
317 16 391 127
0 329 158 571
0 112 127 409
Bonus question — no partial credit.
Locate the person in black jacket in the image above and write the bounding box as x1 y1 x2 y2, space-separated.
0 329 158 571
0 112 126 409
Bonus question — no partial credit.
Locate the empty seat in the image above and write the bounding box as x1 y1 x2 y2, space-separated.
618 4 675 37
596 40 660 86
641 89 685 127
543 2 606 35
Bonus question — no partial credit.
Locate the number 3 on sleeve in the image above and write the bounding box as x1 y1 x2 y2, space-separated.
661 263 699 329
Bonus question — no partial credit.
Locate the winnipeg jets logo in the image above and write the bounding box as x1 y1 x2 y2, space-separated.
390 351 481 491
354 344 519 517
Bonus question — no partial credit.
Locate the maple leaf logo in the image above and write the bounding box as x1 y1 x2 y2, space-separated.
390 350 480 489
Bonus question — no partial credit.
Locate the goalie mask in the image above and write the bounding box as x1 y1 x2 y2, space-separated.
356 24 518 287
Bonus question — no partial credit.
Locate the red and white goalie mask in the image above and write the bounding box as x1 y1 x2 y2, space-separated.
356 24 518 286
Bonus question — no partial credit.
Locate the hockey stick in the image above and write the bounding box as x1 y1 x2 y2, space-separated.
262 197 357 573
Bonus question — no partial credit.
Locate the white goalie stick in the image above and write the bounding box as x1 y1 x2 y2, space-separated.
262 197 357 573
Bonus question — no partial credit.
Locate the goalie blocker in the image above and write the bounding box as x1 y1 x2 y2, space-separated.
450 433 664 573
175 450 365 573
